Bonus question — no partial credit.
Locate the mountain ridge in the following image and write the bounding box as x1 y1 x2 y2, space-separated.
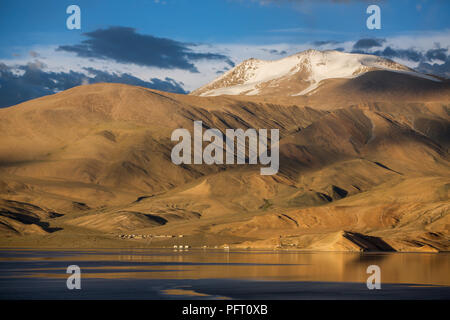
191 49 442 97
0 61 449 252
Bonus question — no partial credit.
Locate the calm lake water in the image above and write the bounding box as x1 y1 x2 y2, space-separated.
0 249 449 299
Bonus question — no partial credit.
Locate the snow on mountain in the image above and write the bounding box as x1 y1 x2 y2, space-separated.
191 49 440 97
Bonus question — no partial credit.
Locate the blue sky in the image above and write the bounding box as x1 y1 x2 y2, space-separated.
0 0 449 107
1 0 449 49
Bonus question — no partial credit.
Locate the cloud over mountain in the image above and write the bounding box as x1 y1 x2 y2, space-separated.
353 38 386 49
57 27 234 73
0 61 187 108
416 58 450 78
350 38 450 78
1 29 449 109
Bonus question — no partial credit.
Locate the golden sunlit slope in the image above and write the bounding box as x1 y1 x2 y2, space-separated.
0 81 449 251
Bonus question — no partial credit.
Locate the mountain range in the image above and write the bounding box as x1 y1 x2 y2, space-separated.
0 50 449 252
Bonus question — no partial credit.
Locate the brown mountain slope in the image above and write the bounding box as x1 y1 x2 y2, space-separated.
0 82 449 251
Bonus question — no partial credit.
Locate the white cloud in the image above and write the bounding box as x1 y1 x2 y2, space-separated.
1 30 449 93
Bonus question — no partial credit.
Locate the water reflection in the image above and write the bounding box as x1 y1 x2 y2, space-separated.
0 249 449 286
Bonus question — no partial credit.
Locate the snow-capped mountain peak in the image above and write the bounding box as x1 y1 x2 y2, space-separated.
191 50 439 97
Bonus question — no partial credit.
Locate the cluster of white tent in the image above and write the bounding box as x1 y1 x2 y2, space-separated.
173 245 190 249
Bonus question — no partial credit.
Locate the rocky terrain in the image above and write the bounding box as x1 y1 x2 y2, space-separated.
0 50 449 252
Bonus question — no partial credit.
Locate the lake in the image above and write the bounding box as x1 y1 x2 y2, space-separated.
0 249 449 299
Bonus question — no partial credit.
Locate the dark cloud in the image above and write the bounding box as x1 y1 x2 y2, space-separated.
353 38 386 49
0 62 187 108
57 26 233 72
0 61 83 107
83 67 187 93
351 42 450 78
352 46 424 62
312 40 341 46
376 46 423 62
223 58 236 67
262 48 287 55
376 47 424 62
84 67 187 93
418 46 450 77
416 58 450 78
352 39 450 71
425 47 448 62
